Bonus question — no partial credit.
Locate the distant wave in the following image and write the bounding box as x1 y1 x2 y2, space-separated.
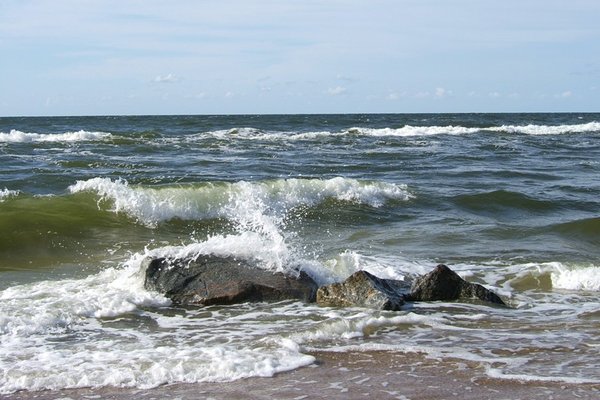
2 121 597 144
0 129 112 143
193 125 480 140
185 127 338 141
186 121 600 141
349 121 600 137
488 121 600 135
347 125 481 136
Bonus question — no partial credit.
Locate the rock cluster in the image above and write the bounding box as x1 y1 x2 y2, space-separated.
142 256 506 309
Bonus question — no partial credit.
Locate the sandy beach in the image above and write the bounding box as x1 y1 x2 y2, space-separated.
5 350 599 400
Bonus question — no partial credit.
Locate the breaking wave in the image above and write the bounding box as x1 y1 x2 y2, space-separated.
488 121 600 135
189 121 600 141
0 188 19 202
0 129 112 143
68 177 413 227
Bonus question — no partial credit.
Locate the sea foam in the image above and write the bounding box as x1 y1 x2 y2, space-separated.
0 188 19 201
193 121 600 141
0 129 112 143
348 125 481 136
0 253 314 394
550 264 600 291
491 121 600 135
0 261 168 337
498 261 600 293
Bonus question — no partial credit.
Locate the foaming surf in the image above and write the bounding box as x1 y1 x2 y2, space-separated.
0 256 314 393
2 246 600 393
0 188 19 202
0 129 112 143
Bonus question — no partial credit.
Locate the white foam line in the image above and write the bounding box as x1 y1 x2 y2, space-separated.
485 367 600 384
186 121 600 140
0 129 112 143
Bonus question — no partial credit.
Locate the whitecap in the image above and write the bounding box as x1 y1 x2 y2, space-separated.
0 188 19 202
68 177 413 227
489 121 600 135
550 264 600 291
0 129 112 143
349 125 481 137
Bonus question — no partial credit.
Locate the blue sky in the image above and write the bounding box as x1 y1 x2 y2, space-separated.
0 0 598 116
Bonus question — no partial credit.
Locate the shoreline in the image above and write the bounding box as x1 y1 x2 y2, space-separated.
4 351 599 400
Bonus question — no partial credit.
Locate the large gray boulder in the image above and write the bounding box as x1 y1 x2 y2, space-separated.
143 255 318 306
406 264 506 306
316 270 410 311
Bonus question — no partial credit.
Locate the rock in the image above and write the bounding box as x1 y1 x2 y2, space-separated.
316 270 410 311
143 255 318 306
406 264 506 306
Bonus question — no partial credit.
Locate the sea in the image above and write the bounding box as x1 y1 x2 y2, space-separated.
1 113 599 394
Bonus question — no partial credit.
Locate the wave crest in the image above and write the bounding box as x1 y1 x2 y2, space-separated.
348 125 481 136
490 121 600 135
189 121 600 141
0 188 19 202
551 264 600 291
68 177 413 227
0 129 112 143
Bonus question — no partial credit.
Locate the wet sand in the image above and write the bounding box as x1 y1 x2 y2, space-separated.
4 351 599 400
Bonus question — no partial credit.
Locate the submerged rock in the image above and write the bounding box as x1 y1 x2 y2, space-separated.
143 255 318 306
316 270 410 311
406 264 506 306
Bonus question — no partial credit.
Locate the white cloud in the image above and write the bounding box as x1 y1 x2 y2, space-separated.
2 1 599 115
555 90 572 98
434 87 452 98
336 74 357 83
327 86 347 96
154 73 178 83
387 91 408 100
186 92 206 99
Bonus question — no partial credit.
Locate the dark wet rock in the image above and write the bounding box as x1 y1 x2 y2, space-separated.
316 270 410 311
143 255 318 306
406 264 506 306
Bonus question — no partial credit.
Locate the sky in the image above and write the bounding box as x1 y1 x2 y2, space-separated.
0 0 599 116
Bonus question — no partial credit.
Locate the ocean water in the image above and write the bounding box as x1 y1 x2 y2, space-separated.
1 113 599 394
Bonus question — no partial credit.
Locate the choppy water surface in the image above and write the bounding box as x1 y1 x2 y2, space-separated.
1 113 599 393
